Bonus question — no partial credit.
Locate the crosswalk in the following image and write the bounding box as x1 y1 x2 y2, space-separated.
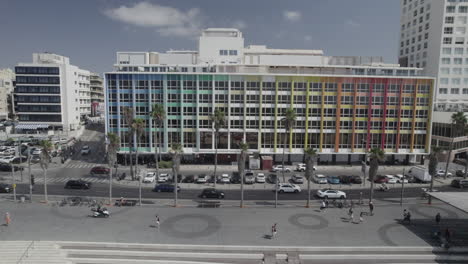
64 162 105 169
34 176 109 184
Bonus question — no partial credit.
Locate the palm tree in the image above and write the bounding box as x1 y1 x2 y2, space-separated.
131 118 146 205
238 142 249 208
304 148 318 208
123 107 135 180
107 133 120 206
281 109 296 182
209 108 226 188
150 104 166 183
444 112 467 179
368 147 385 203
170 143 183 207
39 140 53 203
428 146 441 205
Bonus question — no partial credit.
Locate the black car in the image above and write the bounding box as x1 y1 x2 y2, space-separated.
182 175 195 183
451 179 468 188
267 174 278 184
339 175 362 184
168 174 183 183
230 172 241 184
65 180 91 189
200 188 225 199
456 170 467 177
0 163 24 172
153 184 180 192
0 183 11 193
11 156 28 164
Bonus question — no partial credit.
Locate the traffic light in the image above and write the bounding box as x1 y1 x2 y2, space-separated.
31 175 35 186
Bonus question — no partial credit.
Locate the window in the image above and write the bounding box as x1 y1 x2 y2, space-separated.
229 50 237 56
456 27 466 35
451 88 460 94
447 6 456 13
439 88 448 94
443 48 452 55
453 68 462 74
452 78 461 85
441 68 450 74
442 58 451 64
446 16 455 24
219 50 228 56
455 47 464 55
440 78 449 85
463 88 468 94
443 37 452 44
455 37 465 44
444 27 453 34
459 6 468 13
457 16 468 24
454 58 463 64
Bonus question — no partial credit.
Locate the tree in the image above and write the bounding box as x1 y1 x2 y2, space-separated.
150 104 166 184
107 133 120 206
123 107 135 180
170 143 183 207
281 109 296 182
304 148 318 208
209 108 226 188
39 140 53 203
131 118 146 205
238 142 249 208
368 147 385 203
428 146 441 205
444 112 467 179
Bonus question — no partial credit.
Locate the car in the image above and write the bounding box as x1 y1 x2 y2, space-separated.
0 183 11 193
436 170 452 177
256 173 266 183
277 183 301 193
456 170 467 177
454 158 467 166
271 165 291 172
30 155 41 163
296 163 316 172
384 175 398 184
244 171 255 184
316 189 347 199
291 174 304 184
90 166 110 176
313 174 328 184
182 175 195 183
153 184 180 192
31 148 42 155
196 175 207 184
394 174 408 183
451 179 468 188
220 174 231 184
158 173 169 183
0 163 23 171
230 172 241 184
64 180 91 189
200 188 225 199
373 175 389 183
142 172 156 183
267 174 278 184
81 145 90 155
338 175 362 184
0 156 15 163
11 156 27 164
327 176 340 184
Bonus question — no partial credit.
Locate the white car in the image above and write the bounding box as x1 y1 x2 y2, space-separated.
272 165 291 172
384 175 398 184
394 174 408 183
220 174 230 184
296 163 316 172
292 174 304 184
196 175 207 183
81 145 90 155
142 172 156 183
0 156 15 163
277 183 301 193
244 171 255 184
32 148 42 155
436 170 452 177
313 174 328 184
158 173 169 183
256 173 266 183
316 189 347 199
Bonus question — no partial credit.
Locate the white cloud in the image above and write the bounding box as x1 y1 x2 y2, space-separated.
345 19 360 27
304 35 312 41
232 20 247 30
283 11 301 22
104 2 204 37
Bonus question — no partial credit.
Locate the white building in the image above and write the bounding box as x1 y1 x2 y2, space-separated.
0 69 15 120
13 53 90 133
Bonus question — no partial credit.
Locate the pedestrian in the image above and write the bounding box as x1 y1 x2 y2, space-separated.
5 212 10 226
272 223 277 239
369 201 374 216
348 207 354 221
320 200 326 212
325 197 329 208
359 212 364 223
156 215 160 229
435 212 441 226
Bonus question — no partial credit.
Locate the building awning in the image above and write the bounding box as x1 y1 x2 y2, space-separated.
427 192 468 214
15 123 50 130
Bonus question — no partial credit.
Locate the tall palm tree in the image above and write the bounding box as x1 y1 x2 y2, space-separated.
150 104 166 183
123 107 135 180
281 109 296 182
107 133 120 206
170 143 183 207
368 147 385 203
238 142 249 208
304 148 318 208
428 146 441 205
209 108 226 188
131 118 146 205
444 112 467 179
39 140 53 203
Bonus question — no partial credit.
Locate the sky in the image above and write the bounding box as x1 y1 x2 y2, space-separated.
0 0 401 74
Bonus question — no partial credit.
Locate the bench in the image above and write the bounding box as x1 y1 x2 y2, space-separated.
197 200 221 208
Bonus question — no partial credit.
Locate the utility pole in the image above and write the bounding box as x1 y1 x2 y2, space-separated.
400 168 405 206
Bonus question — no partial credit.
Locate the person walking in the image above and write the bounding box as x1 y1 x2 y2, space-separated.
435 213 441 226
369 201 374 216
271 223 277 239
4 212 10 226
348 207 354 221
155 215 160 229
359 212 364 223
320 200 326 212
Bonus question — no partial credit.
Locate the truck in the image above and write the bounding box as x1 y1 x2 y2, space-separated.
407 166 431 183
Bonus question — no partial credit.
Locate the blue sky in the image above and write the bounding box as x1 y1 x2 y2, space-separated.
0 0 400 74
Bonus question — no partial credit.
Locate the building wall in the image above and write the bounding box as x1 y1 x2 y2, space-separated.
0 69 15 119
106 73 434 156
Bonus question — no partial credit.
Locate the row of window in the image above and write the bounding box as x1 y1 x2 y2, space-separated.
439 87 468 94
219 50 238 56
16 105 61 112
15 95 61 103
18 114 62 122
16 76 60 84
440 77 468 85
15 86 60 94
15 67 59 75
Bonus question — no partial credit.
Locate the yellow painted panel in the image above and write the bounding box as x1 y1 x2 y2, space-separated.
355 117 368 121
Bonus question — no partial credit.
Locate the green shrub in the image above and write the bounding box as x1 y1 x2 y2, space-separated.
159 161 173 168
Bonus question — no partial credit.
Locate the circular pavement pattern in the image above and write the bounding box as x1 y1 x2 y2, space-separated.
161 214 221 239
409 204 459 219
288 213 329 230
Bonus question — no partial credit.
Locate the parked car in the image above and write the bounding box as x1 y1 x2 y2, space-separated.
313 174 328 184
200 188 225 199
196 175 208 184
436 170 453 177
244 171 255 184
267 174 278 184
451 179 468 188
30 155 41 163
384 175 398 184
0 183 11 193
158 173 170 183
230 172 241 184
338 175 353 184
327 176 340 184
153 184 180 192
316 189 347 199
291 174 304 184
373 175 389 183
31 148 42 155
11 156 28 164
220 174 231 184
277 183 301 193
142 172 156 183
271 165 291 172
0 156 15 163
456 170 467 177
454 158 467 166
296 163 316 172
394 174 408 183
81 145 90 155
256 173 266 183
0 163 23 172
64 180 91 189
182 174 195 183
90 166 110 176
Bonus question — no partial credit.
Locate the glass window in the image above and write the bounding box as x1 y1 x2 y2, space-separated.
454 58 463 64
456 27 466 35
441 58 451 64
439 88 448 94
451 88 460 94
459 6 468 13
453 68 462 74
452 78 461 85
457 16 467 24
441 68 450 74
440 78 449 84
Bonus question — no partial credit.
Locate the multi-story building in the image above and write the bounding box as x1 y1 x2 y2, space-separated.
78 72 91 119
0 69 15 120
399 0 468 161
13 53 90 133
106 28 435 164
90 73 105 117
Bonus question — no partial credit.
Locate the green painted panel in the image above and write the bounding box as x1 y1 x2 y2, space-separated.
199 75 213 81
214 75 229 81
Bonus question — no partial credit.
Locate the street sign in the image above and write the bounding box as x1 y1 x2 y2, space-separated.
12 184 16 189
